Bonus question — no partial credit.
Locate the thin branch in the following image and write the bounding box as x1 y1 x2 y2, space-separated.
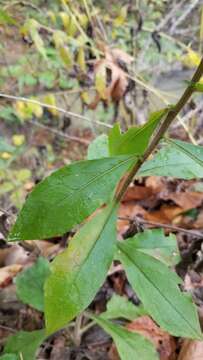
0 93 112 129
118 216 203 239
28 119 90 145
170 0 201 35
114 57 203 203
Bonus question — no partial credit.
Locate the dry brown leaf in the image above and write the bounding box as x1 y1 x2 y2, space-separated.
109 316 176 360
163 192 203 211
89 46 131 108
122 185 153 202
117 203 147 234
193 211 203 229
178 340 203 360
0 264 22 288
145 205 183 225
110 48 134 65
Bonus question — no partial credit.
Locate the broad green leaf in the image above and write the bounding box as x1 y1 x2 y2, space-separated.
9 156 135 241
15 257 50 311
101 294 146 320
3 329 45 360
125 229 180 266
0 355 17 360
93 316 159 360
138 139 203 179
108 109 166 156
87 134 109 160
118 242 202 339
45 205 117 334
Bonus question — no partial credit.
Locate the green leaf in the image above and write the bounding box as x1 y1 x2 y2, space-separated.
118 242 202 339
125 229 180 266
15 257 50 311
3 329 45 360
39 72 56 89
0 10 16 25
138 139 203 179
93 316 159 360
101 294 146 320
0 355 17 360
191 81 203 92
45 205 117 334
87 134 109 160
9 156 135 241
108 109 166 156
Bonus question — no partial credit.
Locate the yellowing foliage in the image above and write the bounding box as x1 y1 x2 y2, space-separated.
181 49 201 68
12 135 25 147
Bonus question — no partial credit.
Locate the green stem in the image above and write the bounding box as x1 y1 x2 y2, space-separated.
115 57 203 203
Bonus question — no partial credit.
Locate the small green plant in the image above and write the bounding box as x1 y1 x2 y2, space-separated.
2 58 203 359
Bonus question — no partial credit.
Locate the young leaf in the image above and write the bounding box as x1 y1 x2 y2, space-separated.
45 205 117 334
192 81 203 92
9 156 135 241
124 229 180 266
15 257 50 311
118 242 202 339
101 294 146 320
93 316 159 360
87 134 109 160
3 329 45 360
108 109 166 156
138 139 203 179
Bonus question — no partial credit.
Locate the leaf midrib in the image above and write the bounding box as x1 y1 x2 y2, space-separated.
118 244 201 338
55 155 136 207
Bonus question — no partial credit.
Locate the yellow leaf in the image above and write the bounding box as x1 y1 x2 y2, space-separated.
81 91 89 104
14 101 30 121
59 46 73 69
114 5 128 27
68 17 77 37
59 12 70 32
47 11 57 24
52 30 68 48
95 62 107 100
77 47 86 72
1 152 12 160
12 134 25 147
28 98 43 118
43 94 59 117
181 49 201 68
77 13 88 28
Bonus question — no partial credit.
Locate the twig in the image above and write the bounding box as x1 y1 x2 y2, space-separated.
114 57 203 203
28 119 90 145
0 93 112 129
0 324 17 333
170 0 201 35
118 216 203 238
73 313 83 347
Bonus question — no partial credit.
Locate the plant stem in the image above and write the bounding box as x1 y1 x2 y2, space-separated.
115 57 203 203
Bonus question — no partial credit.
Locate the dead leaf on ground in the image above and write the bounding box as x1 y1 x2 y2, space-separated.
123 185 154 202
178 340 203 360
162 192 203 211
0 264 22 288
109 316 176 360
117 204 147 235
